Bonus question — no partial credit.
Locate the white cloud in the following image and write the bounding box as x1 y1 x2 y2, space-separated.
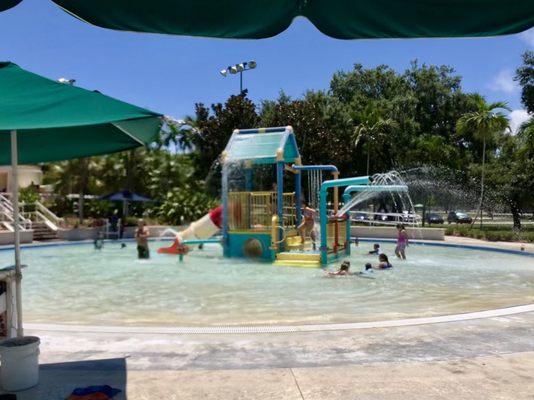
519 28 534 47
509 109 531 134
490 69 519 94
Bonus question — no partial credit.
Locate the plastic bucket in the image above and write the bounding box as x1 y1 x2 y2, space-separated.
0 336 40 391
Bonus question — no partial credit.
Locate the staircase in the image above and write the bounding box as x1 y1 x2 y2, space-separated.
274 251 321 268
20 201 63 241
274 235 321 268
31 222 58 241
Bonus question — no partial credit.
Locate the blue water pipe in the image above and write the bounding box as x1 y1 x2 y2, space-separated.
319 176 370 265
276 161 285 248
221 163 229 257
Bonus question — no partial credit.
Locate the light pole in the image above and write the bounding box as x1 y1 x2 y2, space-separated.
220 61 257 94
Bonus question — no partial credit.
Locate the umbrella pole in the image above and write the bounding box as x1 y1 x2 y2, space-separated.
10 130 23 338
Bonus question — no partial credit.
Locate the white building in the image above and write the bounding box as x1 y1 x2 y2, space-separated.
0 165 43 193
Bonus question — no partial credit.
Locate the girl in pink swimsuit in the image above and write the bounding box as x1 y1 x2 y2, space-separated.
395 224 408 260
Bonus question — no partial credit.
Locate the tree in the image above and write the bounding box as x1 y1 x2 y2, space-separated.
516 51 534 113
184 92 259 191
456 95 510 227
352 102 398 175
45 157 104 223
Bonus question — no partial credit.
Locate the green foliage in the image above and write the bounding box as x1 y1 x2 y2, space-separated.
445 225 534 243
19 185 40 204
516 51 534 113
153 184 218 225
40 58 533 233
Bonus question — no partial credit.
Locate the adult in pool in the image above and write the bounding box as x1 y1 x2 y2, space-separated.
135 219 150 259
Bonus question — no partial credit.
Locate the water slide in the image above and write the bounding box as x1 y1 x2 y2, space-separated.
157 205 222 254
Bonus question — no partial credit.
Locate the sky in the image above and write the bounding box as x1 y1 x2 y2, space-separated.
1 0 533 131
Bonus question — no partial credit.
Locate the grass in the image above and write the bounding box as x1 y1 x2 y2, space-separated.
442 224 534 243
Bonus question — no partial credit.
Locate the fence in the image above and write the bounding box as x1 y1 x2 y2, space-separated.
228 191 296 231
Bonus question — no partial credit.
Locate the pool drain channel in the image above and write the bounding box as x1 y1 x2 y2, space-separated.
25 303 534 335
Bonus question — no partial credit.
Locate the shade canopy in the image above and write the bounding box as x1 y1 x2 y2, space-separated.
0 62 162 165
224 127 300 165
51 0 534 39
0 0 22 12
100 190 153 202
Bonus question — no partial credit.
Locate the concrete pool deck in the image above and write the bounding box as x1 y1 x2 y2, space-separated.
3 236 534 399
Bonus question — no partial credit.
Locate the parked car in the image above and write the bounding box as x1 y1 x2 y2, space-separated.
353 212 369 222
425 213 444 225
447 211 472 224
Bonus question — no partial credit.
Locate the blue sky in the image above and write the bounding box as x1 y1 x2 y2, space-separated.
1 0 533 131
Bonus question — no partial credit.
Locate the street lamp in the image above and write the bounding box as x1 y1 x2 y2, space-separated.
220 60 257 93
58 77 76 85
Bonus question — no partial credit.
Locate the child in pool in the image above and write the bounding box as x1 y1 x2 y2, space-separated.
357 263 375 277
375 254 393 269
368 243 382 255
395 224 409 260
327 260 351 276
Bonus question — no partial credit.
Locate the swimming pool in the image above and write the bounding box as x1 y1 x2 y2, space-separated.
2 241 534 327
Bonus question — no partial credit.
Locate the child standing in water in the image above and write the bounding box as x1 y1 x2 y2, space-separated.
395 224 408 260
298 201 317 247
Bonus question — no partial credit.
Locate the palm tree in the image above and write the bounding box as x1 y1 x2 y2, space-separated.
353 103 397 175
456 95 510 228
49 158 104 223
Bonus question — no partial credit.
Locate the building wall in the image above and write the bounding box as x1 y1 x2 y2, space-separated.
0 166 43 192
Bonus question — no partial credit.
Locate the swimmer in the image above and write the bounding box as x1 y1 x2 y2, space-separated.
120 243 127 249
375 254 393 269
357 263 375 278
327 260 351 276
368 243 382 255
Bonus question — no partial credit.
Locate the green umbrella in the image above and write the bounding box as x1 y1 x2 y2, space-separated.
51 0 534 39
0 62 163 338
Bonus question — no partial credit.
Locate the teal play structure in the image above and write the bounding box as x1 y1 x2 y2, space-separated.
219 126 408 267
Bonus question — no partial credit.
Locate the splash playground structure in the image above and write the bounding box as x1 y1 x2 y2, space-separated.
159 126 407 267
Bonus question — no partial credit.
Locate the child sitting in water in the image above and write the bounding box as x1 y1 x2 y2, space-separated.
375 254 393 269
327 260 351 276
368 243 382 255
357 263 375 278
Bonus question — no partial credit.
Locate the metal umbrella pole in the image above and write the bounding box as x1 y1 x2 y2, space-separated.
10 130 23 338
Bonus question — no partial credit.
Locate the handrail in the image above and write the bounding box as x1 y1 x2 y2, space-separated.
35 201 63 227
0 194 32 231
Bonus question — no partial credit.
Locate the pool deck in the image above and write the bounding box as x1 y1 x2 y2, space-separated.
4 236 534 399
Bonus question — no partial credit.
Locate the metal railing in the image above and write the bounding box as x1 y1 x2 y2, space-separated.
0 193 32 231
20 201 64 231
349 210 421 226
228 191 296 231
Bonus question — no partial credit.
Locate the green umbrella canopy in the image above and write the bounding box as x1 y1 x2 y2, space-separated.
51 0 534 39
0 62 163 165
0 0 22 12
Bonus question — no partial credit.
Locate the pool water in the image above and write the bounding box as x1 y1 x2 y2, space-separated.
3 241 534 326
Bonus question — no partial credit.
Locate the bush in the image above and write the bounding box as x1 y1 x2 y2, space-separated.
151 185 218 226
446 224 534 243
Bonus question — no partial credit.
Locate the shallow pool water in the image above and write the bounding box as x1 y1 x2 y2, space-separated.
2 241 534 326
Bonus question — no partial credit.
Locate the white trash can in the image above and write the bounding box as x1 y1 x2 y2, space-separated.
0 336 40 391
